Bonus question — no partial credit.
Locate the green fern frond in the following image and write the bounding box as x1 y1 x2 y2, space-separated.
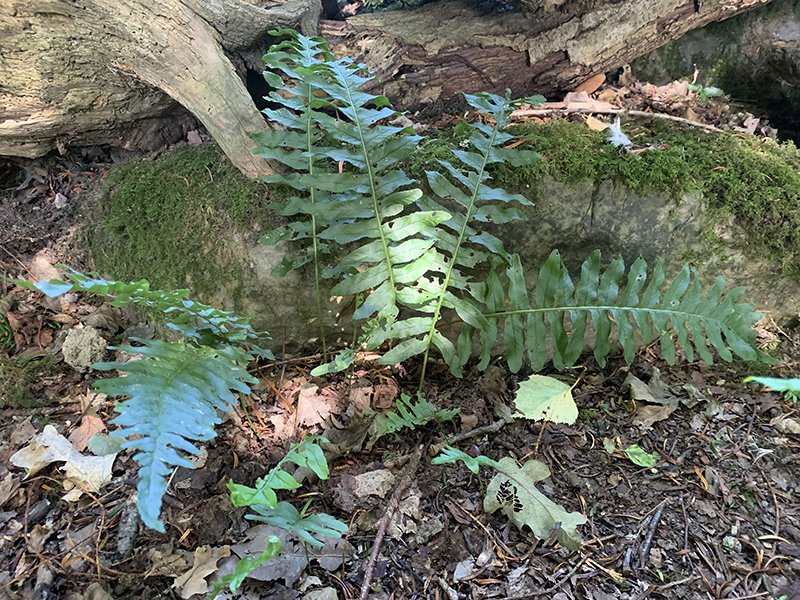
27 267 268 351
491 250 768 371
379 92 544 384
371 393 459 438
27 270 270 531
311 57 447 323
94 339 256 532
253 31 338 355
228 438 347 547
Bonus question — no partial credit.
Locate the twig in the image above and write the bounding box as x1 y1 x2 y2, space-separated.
679 496 693 569
511 107 724 133
430 416 513 455
358 444 425 600
638 500 667 568
538 556 588 596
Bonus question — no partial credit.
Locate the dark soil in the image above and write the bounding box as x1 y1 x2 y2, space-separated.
0 145 798 600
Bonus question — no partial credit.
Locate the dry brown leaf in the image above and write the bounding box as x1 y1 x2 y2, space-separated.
0 473 21 508
372 380 399 409
28 250 60 283
574 73 606 95
348 385 373 410
68 415 106 452
585 115 609 132
295 385 339 428
173 545 230 599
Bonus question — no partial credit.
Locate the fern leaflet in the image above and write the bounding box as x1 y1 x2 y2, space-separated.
492 249 768 371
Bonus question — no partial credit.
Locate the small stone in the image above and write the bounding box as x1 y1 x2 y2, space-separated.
722 535 742 552
62 327 107 373
53 193 69 209
453 558 474 582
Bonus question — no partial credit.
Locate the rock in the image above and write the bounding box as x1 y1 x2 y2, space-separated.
303 588 339 600
62 327 107 373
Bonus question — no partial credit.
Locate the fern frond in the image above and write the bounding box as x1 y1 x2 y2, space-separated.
311 57 447 323
253 30 338 356
379 92 543 384
28 268 268 351
371 393 459 438
94 339 256 532
228 438 347 547
491 250 768 371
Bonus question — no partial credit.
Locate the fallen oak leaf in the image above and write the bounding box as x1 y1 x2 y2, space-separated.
68 414 106 452
173 545 231 599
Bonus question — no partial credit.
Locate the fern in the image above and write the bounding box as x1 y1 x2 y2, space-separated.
370 393 459 438
95 340 254 531
403 91 543 386
27 270 267 532
491 250 769 371
27 267 269 351
253 31 337 357
255 32 767 382
227 438 347 546
257 31 453 376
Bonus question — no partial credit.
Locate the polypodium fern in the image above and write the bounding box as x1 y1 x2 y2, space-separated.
394 91 543 386
257 30 450 374
490 249 768 371
254 32 767 383
253 31 337 356
27 270 267 532
95 340 255 531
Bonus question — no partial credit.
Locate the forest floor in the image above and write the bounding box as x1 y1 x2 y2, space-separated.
1 83 799 600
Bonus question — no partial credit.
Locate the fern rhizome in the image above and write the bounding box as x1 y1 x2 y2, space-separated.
258 29 767 392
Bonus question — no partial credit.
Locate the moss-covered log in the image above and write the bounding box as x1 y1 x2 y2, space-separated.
0 0 772 178
321 0 772 110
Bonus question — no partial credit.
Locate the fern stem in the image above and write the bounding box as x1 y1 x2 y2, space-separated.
305 87 328 361
417 122 499 395
340 77 398 308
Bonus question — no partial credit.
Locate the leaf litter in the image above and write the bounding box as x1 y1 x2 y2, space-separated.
0 147 799 600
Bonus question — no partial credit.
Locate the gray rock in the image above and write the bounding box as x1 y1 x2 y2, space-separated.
62 326 107 373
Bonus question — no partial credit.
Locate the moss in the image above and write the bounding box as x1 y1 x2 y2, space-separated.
0 355 55 409
407 119 800 279
90 144 281 303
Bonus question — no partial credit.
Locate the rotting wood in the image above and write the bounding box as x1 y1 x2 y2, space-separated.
321 0 772 111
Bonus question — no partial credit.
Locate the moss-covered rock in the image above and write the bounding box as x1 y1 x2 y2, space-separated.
410 119 800 281
88 143 335 346
88 121 800 351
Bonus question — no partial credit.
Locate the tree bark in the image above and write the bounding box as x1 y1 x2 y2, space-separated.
321 0 772 111
0 0 773 178
0 0 321 178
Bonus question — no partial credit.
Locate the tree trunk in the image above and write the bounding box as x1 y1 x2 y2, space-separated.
321 0 772 110
0 0 771 177
0 0 321 178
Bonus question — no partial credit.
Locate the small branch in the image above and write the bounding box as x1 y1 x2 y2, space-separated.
430 416 513 455
358 444 425 600
638 500 667 568
511 107 724 133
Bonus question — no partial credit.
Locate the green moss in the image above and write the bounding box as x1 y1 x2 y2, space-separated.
407 119 800 279
90 144 279 303
0 355 55 409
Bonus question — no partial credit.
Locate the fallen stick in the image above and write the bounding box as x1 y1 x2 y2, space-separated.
511 107 724 133
358 444 425 600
